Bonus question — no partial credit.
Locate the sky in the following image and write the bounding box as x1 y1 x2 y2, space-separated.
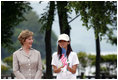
30 1 117 55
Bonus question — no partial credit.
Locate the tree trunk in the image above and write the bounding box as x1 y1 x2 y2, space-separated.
45 1 55 79
45 29 52 79
57 1 71 36
95 31 101 79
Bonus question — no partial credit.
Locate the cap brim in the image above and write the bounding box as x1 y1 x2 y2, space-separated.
58 39 69 41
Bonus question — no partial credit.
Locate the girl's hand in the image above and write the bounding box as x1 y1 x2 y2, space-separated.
67 64 78 74
60 65 64 68
67 64 71 71
52 65 64 73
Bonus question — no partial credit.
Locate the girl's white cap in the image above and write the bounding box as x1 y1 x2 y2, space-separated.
58 34 69 41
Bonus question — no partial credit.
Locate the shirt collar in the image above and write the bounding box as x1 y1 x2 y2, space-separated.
19 47 33 58
19 47 33 51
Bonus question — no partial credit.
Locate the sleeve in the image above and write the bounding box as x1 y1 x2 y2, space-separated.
72 52 79 66
35 51 42 79
51 53 57 66
13 53 25 79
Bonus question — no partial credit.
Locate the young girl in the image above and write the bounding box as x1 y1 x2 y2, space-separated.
51 34 79 79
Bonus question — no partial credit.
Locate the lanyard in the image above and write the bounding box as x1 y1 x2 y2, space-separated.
62 48 66 57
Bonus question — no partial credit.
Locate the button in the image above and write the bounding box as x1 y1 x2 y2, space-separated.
29 64 30 65
28 59 30 61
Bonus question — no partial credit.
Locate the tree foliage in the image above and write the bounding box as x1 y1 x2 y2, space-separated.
1 65 9 74
77 52 87 68
3 55 13 68
77 52 117 76
67 1 117 45
1 1 32 50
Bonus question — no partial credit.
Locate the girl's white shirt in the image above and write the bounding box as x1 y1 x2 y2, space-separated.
51 51 79 79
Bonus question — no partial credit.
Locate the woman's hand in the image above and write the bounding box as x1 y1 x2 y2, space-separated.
67 64 78 74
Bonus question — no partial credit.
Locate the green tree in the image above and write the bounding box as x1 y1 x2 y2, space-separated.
1 1 31 50
88 54 96 66
3 55 13 68
57 1 71 36
101 54 117 76
1 65 9 74
1 55 13 74
39 1 55 78
87 54 117 77
67 1 117 78
77 52 117 77
77 52 87 72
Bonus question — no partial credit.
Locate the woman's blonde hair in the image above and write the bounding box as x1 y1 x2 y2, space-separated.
18 30 33 45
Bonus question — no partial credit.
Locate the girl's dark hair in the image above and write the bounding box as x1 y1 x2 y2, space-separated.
57 42 72 59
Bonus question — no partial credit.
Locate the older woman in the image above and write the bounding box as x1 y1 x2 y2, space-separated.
13 30 42 79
